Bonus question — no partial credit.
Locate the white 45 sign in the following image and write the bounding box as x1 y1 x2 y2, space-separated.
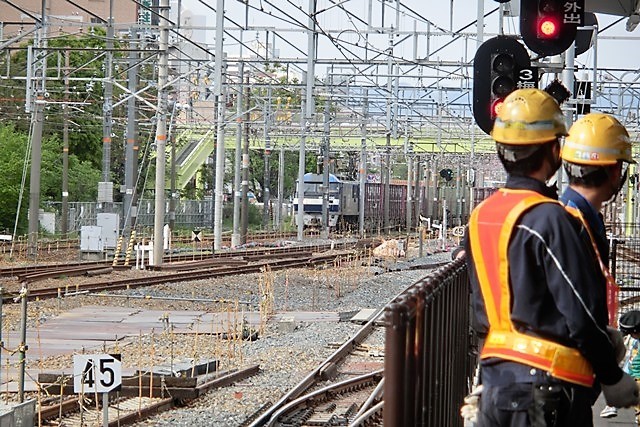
73 354 122 393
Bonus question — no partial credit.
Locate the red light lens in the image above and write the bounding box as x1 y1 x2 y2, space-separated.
491 99 504 118
538 17 558 38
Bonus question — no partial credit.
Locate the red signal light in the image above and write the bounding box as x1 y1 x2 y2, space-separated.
538 17 559 38
491 98 504 118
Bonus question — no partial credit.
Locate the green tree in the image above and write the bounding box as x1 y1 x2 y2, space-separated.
0 123 101 233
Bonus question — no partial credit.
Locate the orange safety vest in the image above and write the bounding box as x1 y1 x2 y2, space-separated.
469 188 595 387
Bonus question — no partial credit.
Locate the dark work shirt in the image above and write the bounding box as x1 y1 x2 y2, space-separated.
560 186 609 267
465 175 622 386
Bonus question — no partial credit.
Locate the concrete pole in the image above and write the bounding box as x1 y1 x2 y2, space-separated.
241 72 250 243
124 31 138 237
212 0 226 251
262 84 272 229
321 97 330 238
61 50 69 238
27 0 48 258
277 145 284 229
152 0 170 267
231 60 244 248
297 0 316 241
359 90 368 236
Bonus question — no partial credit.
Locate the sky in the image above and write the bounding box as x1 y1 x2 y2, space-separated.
175 0 640 77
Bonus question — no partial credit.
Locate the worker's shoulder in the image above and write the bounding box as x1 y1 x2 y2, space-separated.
521 199 580 226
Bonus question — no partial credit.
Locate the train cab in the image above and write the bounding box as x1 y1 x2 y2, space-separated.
293 173 344 227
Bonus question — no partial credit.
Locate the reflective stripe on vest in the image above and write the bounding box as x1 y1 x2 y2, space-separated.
469 188 595 387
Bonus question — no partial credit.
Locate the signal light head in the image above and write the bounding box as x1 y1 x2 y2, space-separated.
538 17 559 38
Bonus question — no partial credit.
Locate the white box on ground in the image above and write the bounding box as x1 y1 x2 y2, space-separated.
80 226 103 252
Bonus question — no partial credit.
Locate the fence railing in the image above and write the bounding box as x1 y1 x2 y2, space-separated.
384 258 475 427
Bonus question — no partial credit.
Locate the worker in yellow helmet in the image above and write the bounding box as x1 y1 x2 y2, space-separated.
560 113 636 420
462 89 638 426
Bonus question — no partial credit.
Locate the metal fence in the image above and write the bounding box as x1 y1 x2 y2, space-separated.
384 258 475 427
610 226 640 315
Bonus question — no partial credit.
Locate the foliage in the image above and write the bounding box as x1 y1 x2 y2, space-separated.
247 150 316 202
0 124 100 233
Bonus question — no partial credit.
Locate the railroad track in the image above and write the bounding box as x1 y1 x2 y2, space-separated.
0 240 366 279
2 244 368 302
39 365 261 426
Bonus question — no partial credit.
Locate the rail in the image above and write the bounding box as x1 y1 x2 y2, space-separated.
383 257 475 427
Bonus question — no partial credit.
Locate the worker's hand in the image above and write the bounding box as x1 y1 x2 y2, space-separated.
460 384 483 423
607 326 626 364
602 373 640 408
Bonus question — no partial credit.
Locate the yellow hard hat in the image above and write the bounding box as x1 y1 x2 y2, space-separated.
561 113 635 165
491 88 567 145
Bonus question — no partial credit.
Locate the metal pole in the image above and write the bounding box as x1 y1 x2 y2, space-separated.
406 139 412 231
169 102 177 231
61 49 69 238
232 59 244 248
277 144 284 230
18 285 27 402
101 3 114 186
27 0 48 258
297 0 316 241
152 0 170 267
124 30 138 237
213 0 226 251
359 90 368 237
559 41 576 193
102 393 109 426
321 96 330 238
241 72 250 244
477 0 484 47
263 83 272 229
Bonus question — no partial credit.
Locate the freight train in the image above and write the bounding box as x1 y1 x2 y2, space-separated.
293 172 497 231
292 172 416 230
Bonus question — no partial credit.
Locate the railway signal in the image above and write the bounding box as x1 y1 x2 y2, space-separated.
520 0 584 57
473 36 537 135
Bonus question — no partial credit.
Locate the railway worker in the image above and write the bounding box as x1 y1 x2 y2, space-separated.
559 113 636 419
462 88 638 426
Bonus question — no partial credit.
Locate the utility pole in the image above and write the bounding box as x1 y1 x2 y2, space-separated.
123 30 138 237
26 0 48 258
212 0 226 251
99 1 115 209
62 50 70 238
359 90 368 237
262 81 272 229
297 0 316 241
321 96 330 238
241 72 250 244
232 58 244 248
277 144 284 230
153 0 170 267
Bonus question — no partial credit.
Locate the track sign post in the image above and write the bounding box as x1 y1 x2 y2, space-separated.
73 354 122 393
473 36 536 135
521 0 584 57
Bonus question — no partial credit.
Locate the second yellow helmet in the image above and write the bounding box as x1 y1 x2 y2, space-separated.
561 113 635 166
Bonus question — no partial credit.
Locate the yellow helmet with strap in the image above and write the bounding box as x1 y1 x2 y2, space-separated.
491 88 567 145
561 113 635 165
